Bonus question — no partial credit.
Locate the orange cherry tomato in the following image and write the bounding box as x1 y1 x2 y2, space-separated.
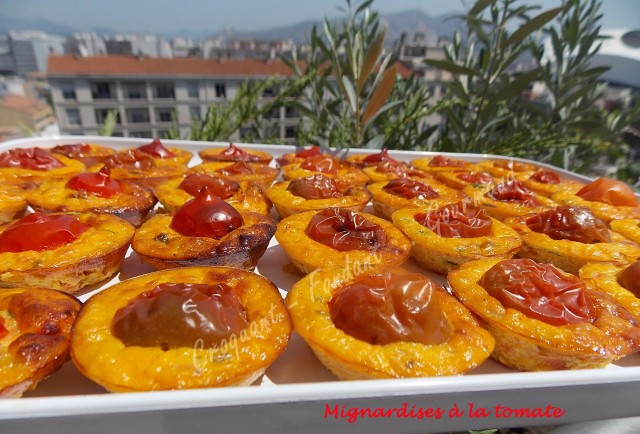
479 258 596 326
415 202 493 238
305 208 386 251
0 213 89 253
576 177 638 207
286 174 342 200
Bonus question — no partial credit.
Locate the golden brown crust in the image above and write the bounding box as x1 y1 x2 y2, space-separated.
132 212 276 270
392 208 522 274
265 181 371 219
448 258 640 371
551 190 640 223
463 183 556 221
280 164 369 191
0 184 28 224
0 288 80 398
476 159 537 179
198 147 273 164
610 219 640 245
411 156 478 173
517 173 585 198
285 265 495 380
275 209 411 274
580 262 640 322
50 143 115 167
71 266 291 391
27 179 157 227
434 170 497 190
153 177 271 215
0 213 134 293
0 154 85 184
187 162 279 190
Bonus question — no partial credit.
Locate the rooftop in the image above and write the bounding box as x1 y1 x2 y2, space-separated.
0 94 51 116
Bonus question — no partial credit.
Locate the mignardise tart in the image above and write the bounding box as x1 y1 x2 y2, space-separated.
50 143 115 167
286 265 495 380
187 161 279 190
0 147 85 184
71 266 291 392
198 143 273 164
0 287 81 398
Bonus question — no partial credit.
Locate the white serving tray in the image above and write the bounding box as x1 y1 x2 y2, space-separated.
0 136 639 434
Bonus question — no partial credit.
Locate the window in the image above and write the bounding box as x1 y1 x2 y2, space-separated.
285 126 297 138
187 82 199 99
95 108 120 125
189 106 201 119
215 83 226 99
129 131 152 138
123 82 147 99
126 108 150 123
66 109 81 125
285 106 298 118
90 82 114 99
155 107 173 123
61 83 76 100
153 83 175 99
263 87 275 98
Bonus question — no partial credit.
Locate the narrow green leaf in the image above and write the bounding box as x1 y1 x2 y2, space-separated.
469 0 495 17
362 64 397 126
364 134 385 149
424 59 476 76
341 75 357 114
357 27 386 92
494 69 540 101
505 7 562 48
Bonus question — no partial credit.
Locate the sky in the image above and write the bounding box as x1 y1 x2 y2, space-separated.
3 0 639 35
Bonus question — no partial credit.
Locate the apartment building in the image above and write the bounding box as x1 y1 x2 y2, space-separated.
47 54 300 142
0 93 56 139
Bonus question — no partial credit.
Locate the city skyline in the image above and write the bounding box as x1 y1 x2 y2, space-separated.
3 0 639 37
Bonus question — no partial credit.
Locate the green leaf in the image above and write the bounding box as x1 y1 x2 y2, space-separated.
493 68 540 101
362 64 397 126
505 7 562 48
469 0 495 17
357 27 386 92
364 134 385 149
341 75 357 114
424 59 476 76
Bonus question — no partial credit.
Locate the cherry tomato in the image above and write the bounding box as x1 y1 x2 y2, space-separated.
104 149 155 170
362 148 398 166
0 213 89 253
300 154 341 174
295 145 322 158
217 161 256 175
0 148 64 170
382 178 439 200
493 159 533 172
137 138 174 158
329 267 450 345
51 143 92 158
526 206 611 244
479 258 596 326
305 208 386 251
373 160 406 176
178 174 239 199
286 174 343 200
66 167 122 198
112 282 247 349
456 171 493 184
617 260 640 297
0 317 7 340
529 170 561 184
415 202 493 238
170 187 243 239
215 143 261 162
486 179 540 206
428 155 467 168
576 177 638 207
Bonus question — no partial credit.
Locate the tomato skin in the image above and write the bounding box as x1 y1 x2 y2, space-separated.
111 282 247 349
457 171 493 184
104 149 155 170
576 177 638 207
526 206 611 244
329 267 450 345
362 148 398 166
529 170 561 184
217 161 256 176
428 155 467 168
286 174 342 200
52 143 92 158
486 179 540 206
0 213 89 253
617 261 640 297
305 208 386 251
178 174 239 199
170 187 243 239
415 202 493 238
0 317 7 340
66 167 122 198
137 138 175 158
0 148 64 170
295 145 322 158
220 143 249 157
300 154 341 174
382 178 439 200
214 143 264 162
479 258 596 326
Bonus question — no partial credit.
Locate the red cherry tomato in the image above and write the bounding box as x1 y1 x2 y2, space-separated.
178 174 239 199
362 148 398 166
486 179 540 206
220 143 249 156
170 187 243 239
104 149 155 170
617 260 640 297
329 267 450 345
415 202 493 238
576 177 638 207
51 143 92 158
300 154 341 174
214 143 262 162
0 317 7 340
0 148 64 170
295 145 322 158
479 258 596 326
382 178 439 200
529 170 561 184
112 282 247 349
456 171 493 184
305 208 386 251
526 206 611 244
137 138 175 158
66 167 122 198
0 213 89 253
428 155 467 168
286 174 342 200
217 161 256 176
